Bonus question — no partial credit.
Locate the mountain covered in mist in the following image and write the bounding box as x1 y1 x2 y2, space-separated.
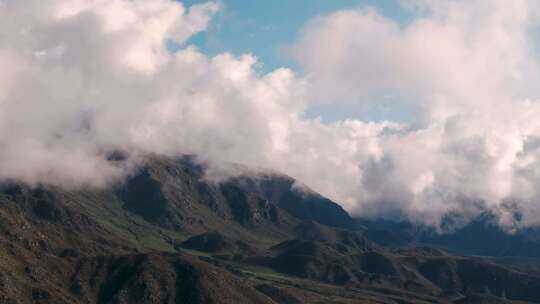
5 0 540 303
0 156 539 303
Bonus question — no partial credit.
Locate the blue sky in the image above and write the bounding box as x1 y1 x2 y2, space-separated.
177 0 416 122
182 0 413 74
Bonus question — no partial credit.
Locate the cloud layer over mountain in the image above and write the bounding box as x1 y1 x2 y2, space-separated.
2 0 540 228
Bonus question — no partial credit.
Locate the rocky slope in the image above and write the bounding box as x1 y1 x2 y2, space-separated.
0 156 538 303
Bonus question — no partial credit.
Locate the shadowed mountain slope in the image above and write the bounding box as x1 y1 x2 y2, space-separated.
0 156 539 303
358 214 540 258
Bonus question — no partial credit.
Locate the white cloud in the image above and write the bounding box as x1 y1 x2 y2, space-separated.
290 0 540 227
2 0 540 229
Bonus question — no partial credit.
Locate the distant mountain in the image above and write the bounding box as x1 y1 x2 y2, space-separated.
358 213 540 258
0 155 539 303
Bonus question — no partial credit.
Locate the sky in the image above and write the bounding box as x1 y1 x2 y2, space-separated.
180 0 416 122
3 0 540 230
181 0 413 73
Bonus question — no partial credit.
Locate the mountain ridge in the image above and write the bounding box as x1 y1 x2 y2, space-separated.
0 156 538 303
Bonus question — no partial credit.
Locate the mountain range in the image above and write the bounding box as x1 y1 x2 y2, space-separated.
0 156 539 303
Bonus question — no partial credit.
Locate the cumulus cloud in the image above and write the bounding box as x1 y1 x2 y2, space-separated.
290 0 540 227
3 0 540 229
